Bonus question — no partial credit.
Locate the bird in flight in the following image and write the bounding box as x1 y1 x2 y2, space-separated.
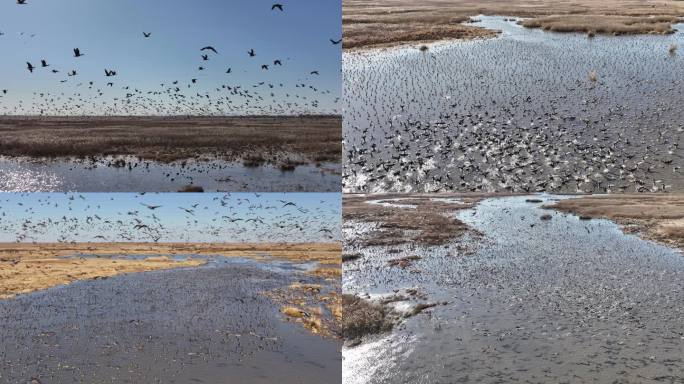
225 68 232 74
200 46 218 54
261 64 269 70
73 48 84 57
26 62 35 73
105 69 117 77
143 32 151 38
271 3 283 11
41 60 49 68
17 0 27 4
274 60 282 66
310 71 319 75
248 49 256 57
140 203 162 210
330 38 342 45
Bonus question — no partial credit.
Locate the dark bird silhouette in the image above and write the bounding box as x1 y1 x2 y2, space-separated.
143 32 151 38
26 62 35 73
200 46 218 54
310 71 319 75
17 0 27 4
261 65 269 70
104 69 117 77
271 3 283 11
201 54 209 61
73 48 83 57
248 49 256 57
330 38 342 45
274 60 282 66
40 60 49 67
226 68 232 74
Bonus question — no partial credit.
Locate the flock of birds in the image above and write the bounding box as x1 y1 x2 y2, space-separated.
343 17 683 193
1 2 342 115
0 193 340 243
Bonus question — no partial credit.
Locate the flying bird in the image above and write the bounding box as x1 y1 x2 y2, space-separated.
200 46 218 54
248 49 256 57
26 62 35 73
143 32 151 38
73 48 84 57
40 60 49 67
330 38 342 45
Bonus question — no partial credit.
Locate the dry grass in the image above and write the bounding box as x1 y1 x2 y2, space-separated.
519 15 679 35
0 255 205 299
0 115 341 164
342 294 394 340
549 194 684 251
344 193 486 246
0 242 342 266
343 0 684 48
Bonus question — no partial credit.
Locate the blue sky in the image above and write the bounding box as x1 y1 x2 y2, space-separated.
0 0 341 115
0 192 341 243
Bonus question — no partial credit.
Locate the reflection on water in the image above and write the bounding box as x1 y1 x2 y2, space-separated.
0 156 340 192
343 195 684 383
344 16 684 193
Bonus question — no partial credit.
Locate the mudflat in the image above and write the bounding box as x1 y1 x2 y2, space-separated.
343 0 684 48
0 115 341 164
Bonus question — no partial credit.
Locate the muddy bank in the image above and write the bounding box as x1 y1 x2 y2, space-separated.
0 257 341 383
343 0 684 49
549 194 684 251
343 195 684 383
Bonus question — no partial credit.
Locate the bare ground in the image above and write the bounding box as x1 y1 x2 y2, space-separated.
548 194 684 252
0 115 341 164
343 0 684 49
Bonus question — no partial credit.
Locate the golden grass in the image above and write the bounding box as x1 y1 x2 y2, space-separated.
0 115 341 163
343 0 684 48
0 255 205 299
549 194 684 251
0 242 342 265
520 15 678 35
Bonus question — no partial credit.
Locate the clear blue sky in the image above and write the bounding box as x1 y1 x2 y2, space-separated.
0 0 341 115
0 192 341 243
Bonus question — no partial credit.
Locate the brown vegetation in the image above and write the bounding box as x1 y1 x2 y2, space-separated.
0 242 341 267
343 0 684 49
342 294 394 340
520 15 679 35
0 115 341 164
549 194 684 251
344 194 485 246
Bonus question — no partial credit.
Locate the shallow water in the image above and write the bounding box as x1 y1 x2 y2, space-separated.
0 156 340 192
343 195 684 383
0 257 341 383
343 16 684 193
